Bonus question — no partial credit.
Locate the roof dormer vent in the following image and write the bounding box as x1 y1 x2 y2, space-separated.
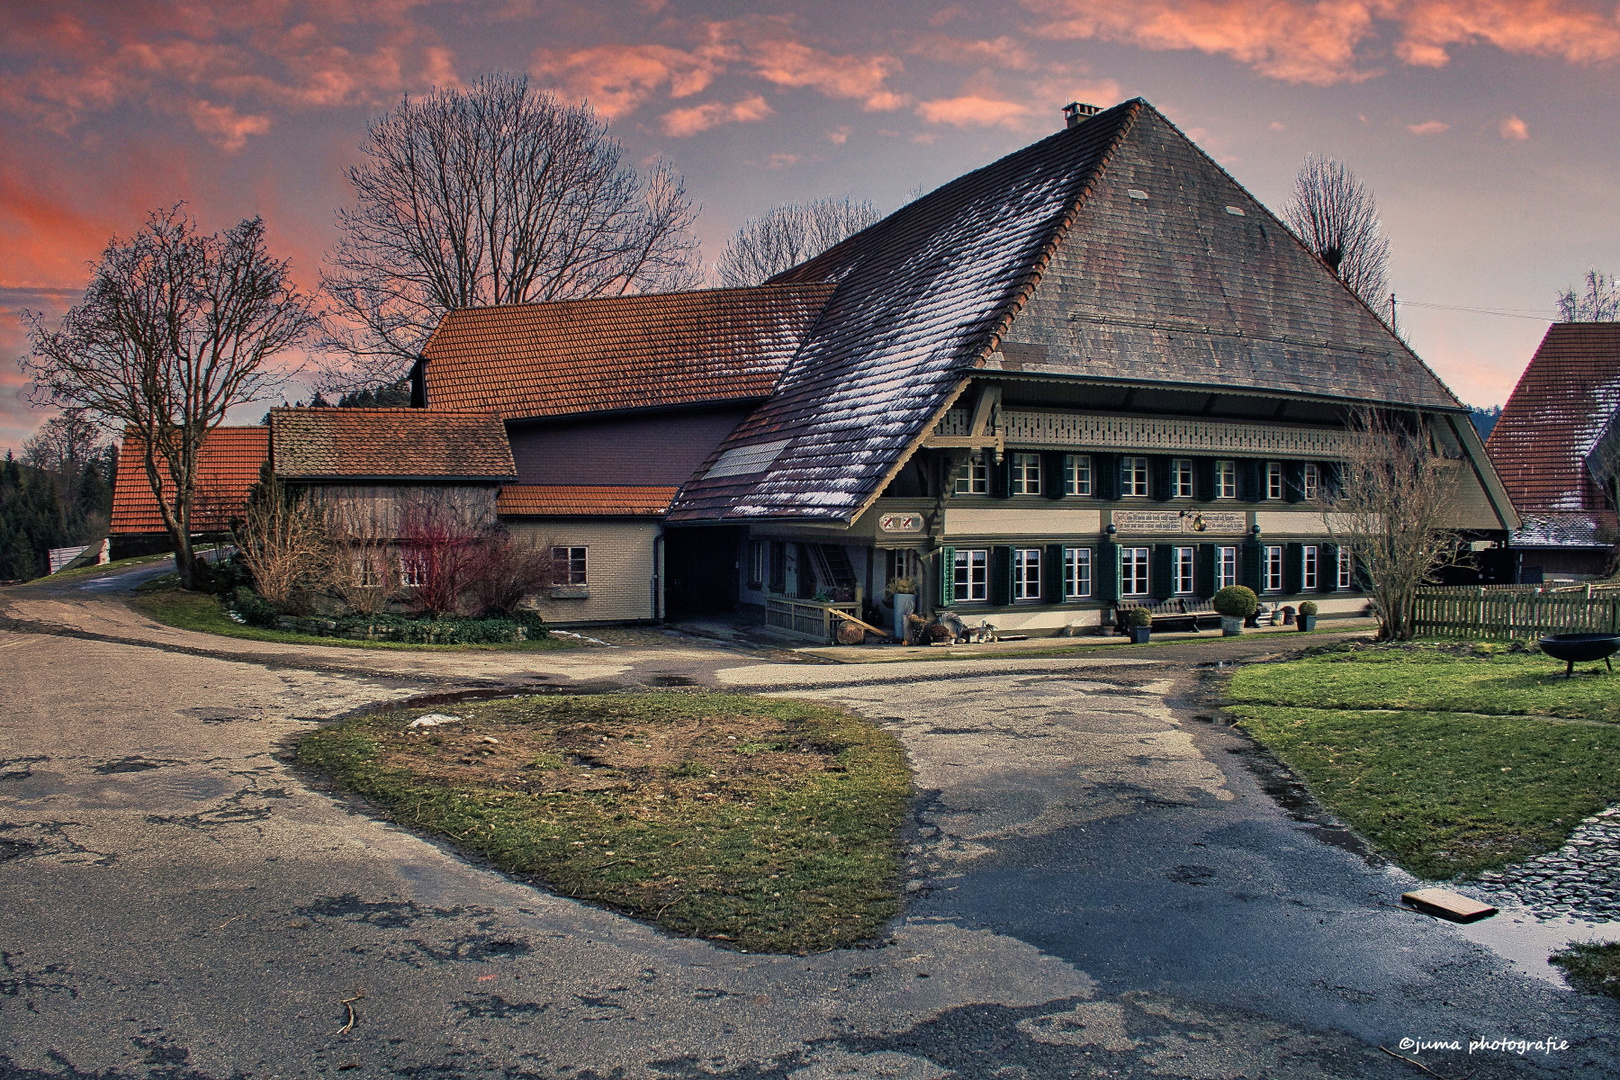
1063 102 1102 129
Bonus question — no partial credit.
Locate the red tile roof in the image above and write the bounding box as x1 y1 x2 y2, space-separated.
271 407 515 480
110 427 269 535
1487 322 1620 545
418 283 836 420
496 485 677 517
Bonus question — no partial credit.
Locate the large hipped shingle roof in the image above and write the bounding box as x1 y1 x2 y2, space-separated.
419 283 836 420
110 426 268 534
270 408 515 481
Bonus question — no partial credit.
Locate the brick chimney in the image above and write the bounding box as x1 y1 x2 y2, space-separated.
1063 102 1102 129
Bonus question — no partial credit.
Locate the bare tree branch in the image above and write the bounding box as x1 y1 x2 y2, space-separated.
320 72 703 387
1282 154 1391 311
716 196 882 287
21 207 312 589
1557 269 1620 322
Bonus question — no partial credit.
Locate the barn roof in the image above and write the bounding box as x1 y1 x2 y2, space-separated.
109 426 269 535
669 98 1460 524
1486 322 1620 547
270 407 515 481
496 485 677 517
417 283 836 421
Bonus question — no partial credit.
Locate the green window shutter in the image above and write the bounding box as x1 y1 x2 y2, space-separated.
1093 453 1120 500
1197 544 1217 597
1237 460 1262 502
989 456 1012 499
1194 459 1217 502
1284 462 1306 504
990 546 1012 606
1284 542 1304 594
1097 538 1119 600
1152 544 1174 599
1320 544 1338 593
1149 457 1173 502
1043 543 1065 602
1241 541 1263 593
1042 452 1066 500
938 546 956 605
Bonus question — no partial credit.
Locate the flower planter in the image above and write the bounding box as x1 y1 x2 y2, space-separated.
1130 626 1151 644
1220 615 1244 636
1297 614 1317 632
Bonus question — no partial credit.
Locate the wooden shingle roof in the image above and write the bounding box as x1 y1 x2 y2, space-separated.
110 427 269 535
1487 323 1620 546
270 408 515 481
418 283 836 420
496 485 677 517
669 99 1460 524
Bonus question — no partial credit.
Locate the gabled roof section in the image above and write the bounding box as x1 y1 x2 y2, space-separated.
997 107 1460 410
110 426 268 535
418 283 837 421
496 485 676 518
668 101 1144 523
1487 323 1620 542
271 407 514 481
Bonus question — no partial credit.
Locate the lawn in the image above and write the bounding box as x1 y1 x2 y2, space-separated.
1551 942 1620 1000
129 586 580 652
1227 644 1620 879
298 691 912 953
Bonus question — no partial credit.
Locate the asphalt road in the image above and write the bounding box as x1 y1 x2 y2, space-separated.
1 566 1615 1078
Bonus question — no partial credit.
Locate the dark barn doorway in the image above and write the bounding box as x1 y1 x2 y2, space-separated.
664 525 744 618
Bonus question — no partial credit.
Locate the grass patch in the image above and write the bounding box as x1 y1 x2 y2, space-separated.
1227 643 1620 879
1550 942 1620 999
128 586 578 652
298 691 912 953
31 552 174 584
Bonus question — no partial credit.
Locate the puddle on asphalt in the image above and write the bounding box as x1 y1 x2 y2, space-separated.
1451 903 1620 987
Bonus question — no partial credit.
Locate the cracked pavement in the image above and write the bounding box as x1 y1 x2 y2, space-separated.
1 565 1616 1078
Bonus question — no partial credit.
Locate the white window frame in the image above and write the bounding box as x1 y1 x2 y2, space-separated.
1064 454 1092 496
1172 546 1195 595
1338 547 1354 589
1264 545 1284 593
1171 459 1195 499
1215 460 1237 499
1217 546 1238 588
954 549 988 602
1011 453 1042 496
954 455 988 495
1013 547 1042 601
1063 547 1092 599
1121 547 1151 597
400 551 428 588
1302 545 1319 591
1303 462 1321 501
1266 461 1285 500
552 546 588 586
750 540 767 587
1121 456 1149 498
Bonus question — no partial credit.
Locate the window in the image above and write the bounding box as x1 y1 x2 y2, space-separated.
954 549 988 602
1013 548 1042 600
954 455 988 494
1303 545 1319 591
886 549 921 589
1264 545 1284 593
552 546 588 586
1064 547 1092 599
1173 546 1195 594
400 551 428 588
1338 547 1354 589
1217 546 1237 588
1064 454 1092 496
1121 547 1150 596
1265 461 1284 500
1171 458 1194 499
749 540 767 588
1303 462 1321 501
1121 456 1149 498
1011 453 1042 495
1215 460 1237 499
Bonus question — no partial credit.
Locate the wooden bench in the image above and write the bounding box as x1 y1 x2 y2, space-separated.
1111 598 1223 635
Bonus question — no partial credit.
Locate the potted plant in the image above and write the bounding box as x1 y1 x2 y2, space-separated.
1213 585 1258 636
888 576 918 641
1127 606 1153 644
1297 599 1318 632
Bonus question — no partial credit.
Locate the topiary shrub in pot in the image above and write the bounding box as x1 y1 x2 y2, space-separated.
1213 585 1258 636
1126 606 1153 644
1297 599 1319 632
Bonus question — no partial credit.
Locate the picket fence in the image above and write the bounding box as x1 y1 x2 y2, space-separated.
1414 585 1620 639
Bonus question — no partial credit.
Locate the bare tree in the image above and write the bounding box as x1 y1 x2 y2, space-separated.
321 72 703 385
1325 409 1468 640
21 410 106 476
1283 155 1391 310
232 466 332 613
716 196 882 287
1557 270 1620 322
23 208 313 589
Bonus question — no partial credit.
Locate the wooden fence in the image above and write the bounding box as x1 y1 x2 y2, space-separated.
765 596 861 642
1414 586 1620 639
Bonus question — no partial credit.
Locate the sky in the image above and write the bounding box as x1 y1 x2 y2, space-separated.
4 0 1620 455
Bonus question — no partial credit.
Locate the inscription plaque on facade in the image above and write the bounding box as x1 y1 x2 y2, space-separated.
1113 509 1247 535
879 512 926 533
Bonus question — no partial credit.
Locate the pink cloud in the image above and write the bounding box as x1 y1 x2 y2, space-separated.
916 95 1034 128
1499 114 1529 139
187 100 271 150
1406 119 1449 134
531 41 733 118
1395 0 1620 68
660 94 772 136
907 34 1037 70
746 39 909 111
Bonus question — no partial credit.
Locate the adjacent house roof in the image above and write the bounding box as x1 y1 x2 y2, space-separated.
1487 323 1620 548
496 485 677 517
270 407 515 481
109 426 269 535
417 283 837 421
669 99 1459 524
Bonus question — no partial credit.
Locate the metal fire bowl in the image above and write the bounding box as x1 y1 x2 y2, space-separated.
1537 633 1620 677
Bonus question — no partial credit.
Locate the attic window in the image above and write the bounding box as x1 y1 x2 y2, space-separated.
1225 205 1246 216
707 438 791 478
1127 189 1149 200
